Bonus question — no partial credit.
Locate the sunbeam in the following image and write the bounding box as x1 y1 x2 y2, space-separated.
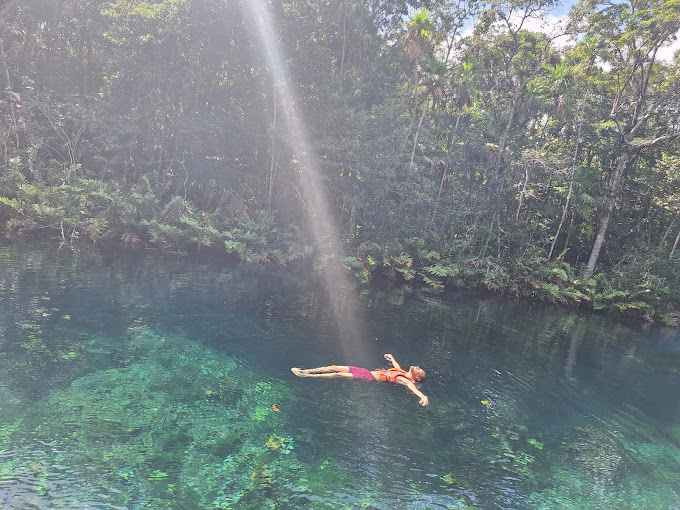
246 0 368 359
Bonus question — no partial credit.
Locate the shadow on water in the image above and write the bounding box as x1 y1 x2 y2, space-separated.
0 243 678 509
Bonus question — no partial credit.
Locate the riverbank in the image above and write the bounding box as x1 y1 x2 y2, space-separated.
3 226 678 327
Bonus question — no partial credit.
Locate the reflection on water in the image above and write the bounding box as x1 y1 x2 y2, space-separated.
0 244 678 509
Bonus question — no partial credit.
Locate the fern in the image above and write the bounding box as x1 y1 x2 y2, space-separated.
32 204 64 221
19 183 40 196
6 217 37 231
541 282 561 300
85 218 108 243
395 267 416 281
162 196 191 223
612 301 650 312
550 267 569 282
142 220 183 248
239 230 266 245
424 264 446 277
424 251 441 262
341 256 364 271
286 244 314 262
268 249 286 265
598 289 629 301
422 275 444 290
0 197 24 211
561 286 585 303
179 214 200 231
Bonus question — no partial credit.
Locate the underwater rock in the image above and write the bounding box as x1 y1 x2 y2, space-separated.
209 433 242 458
144 429 193 470
158 429 192 451
145 451 177 472
250 462 275 497
264 434 286 452
84 417 142 442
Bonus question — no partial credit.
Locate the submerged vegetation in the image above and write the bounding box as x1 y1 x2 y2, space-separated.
0 245 678 508
1 0 680 322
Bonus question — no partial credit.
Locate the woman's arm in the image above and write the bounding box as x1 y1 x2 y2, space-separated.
400 379 429 406
383 353 402 370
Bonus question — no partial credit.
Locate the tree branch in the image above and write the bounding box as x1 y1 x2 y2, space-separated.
627 74 680 141
631 131 680 149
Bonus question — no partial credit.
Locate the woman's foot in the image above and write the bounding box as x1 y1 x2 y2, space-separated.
291 367 305 377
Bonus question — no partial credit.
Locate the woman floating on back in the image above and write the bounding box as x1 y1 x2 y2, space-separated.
291 353 429 406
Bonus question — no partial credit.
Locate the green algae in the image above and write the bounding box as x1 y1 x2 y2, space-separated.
0 326 363 509
527 438 544 449
208 433 242 458
1 245 679 510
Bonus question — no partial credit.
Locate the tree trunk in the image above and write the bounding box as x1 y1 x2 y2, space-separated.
549 90 588 261
515 162 530 221
0 37 19 153
584 150 629 278
339 6 346 77
563 209 575 254
348 203 356 238
548 166 575 261
672 227 680 256
400 62 420 155
408 93 429 177
480 213 496 259
267 86 278 209
493 81 522 177
432 114 460 221
660 212 678 248
84 37 92 97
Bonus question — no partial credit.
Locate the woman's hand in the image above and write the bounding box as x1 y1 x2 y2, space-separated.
419 395 429 406
384 353 402 370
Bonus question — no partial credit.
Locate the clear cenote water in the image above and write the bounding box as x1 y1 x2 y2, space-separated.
0 243 678 509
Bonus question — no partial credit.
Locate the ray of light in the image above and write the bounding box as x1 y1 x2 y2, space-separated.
246 0 368 360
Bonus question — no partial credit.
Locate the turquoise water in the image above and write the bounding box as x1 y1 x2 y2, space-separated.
0 244 678 509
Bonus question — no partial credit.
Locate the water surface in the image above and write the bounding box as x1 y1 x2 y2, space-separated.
0 244 678 509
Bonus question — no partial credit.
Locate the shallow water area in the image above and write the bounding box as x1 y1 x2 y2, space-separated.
0 243 678 509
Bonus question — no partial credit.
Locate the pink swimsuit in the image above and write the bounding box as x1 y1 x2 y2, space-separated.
348 366 375 381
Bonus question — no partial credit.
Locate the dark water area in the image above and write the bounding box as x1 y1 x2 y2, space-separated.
0 243 678 509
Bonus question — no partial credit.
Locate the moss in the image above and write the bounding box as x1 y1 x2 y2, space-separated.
264 434 285 452
249 406 272 422
209 433 242 458
527 438 544 449
148 469 169 481
146 451 177 473
158 429 192 451
83 417 142 442
250 462 276 498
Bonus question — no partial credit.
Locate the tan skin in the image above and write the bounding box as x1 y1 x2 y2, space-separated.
291 353 429 406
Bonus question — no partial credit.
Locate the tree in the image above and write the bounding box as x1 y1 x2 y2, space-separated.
569 0 680 278
545 36 598 261
400 8 435 160
474 0 559 178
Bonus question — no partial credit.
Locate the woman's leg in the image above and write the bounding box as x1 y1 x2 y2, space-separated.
295 371 354 379
291 365 350 377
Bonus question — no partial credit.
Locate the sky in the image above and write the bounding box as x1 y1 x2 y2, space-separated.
522 1 680 62
459 0 680 63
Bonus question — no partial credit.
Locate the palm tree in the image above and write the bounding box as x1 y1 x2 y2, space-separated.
547 37 597 261
409 55 447 175
400 9 435 156
432 60 474 220
402 9 434 61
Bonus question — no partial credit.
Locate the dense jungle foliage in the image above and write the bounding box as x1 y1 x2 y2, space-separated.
0 0 679 323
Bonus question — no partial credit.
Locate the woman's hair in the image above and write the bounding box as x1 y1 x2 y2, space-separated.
411 366 426 381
